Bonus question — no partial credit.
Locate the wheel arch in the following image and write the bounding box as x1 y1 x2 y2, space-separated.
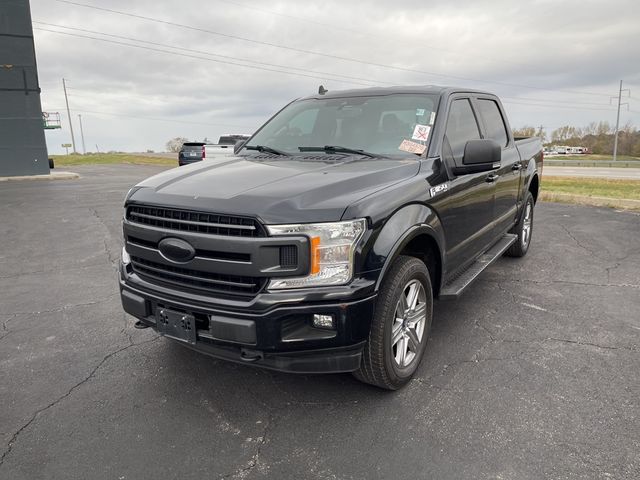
528 173 540 203
369 204 445 297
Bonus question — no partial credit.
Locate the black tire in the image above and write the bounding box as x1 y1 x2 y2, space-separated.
354 255 433 390
506 191 534 257
48 158 54 169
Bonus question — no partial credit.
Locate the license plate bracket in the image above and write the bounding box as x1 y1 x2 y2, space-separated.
156 308 197 344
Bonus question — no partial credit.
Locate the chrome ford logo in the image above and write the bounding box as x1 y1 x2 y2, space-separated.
158 238 196 263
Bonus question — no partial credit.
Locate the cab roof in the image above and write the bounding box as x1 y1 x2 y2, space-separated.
299 85 492 101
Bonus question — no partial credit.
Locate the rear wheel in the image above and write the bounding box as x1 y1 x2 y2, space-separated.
506 191 534 257
354 255 433 390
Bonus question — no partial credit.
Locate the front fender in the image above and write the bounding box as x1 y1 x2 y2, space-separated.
363 203 445 291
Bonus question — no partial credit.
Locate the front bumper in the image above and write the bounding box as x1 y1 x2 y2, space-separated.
119 269 376 374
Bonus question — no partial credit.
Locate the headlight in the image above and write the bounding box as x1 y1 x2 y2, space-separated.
266 219 367 289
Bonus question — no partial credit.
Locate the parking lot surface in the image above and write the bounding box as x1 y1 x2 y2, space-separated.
1 164 639 479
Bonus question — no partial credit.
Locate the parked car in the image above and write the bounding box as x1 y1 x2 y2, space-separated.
178 135 251 166
120 86 542 389
177 142 206 166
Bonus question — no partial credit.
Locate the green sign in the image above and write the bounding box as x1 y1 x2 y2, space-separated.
62 143 72 147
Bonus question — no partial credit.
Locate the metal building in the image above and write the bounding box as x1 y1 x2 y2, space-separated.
0 0 49 176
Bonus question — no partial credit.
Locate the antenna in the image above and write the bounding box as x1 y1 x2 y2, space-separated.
318 85 328 95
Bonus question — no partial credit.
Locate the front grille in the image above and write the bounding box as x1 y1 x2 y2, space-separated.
130 256 266 296
127 205 265 237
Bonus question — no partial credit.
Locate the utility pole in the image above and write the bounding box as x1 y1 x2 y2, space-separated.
78 114 86 154
611 80 630 162
62 78 77 154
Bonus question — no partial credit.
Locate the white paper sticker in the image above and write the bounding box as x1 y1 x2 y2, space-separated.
398 139 426 154
429 112 436 125
416 108 425 116
411 124 431 141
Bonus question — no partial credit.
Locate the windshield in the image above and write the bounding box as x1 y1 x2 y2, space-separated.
244 94 439 156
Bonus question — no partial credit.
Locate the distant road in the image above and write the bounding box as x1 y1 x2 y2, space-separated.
543 167 640 180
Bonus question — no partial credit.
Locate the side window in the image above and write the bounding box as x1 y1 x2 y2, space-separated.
477 99 508 147
444 99 481 164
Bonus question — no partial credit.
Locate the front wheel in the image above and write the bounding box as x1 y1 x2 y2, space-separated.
506 191 534 257
354 256 433 390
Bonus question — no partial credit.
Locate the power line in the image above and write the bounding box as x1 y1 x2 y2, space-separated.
52 0 613 98
34 21 389 87
54 107 255 129
36 24 623 113
34 27 377 88
500 95 613 108
499 100 615 112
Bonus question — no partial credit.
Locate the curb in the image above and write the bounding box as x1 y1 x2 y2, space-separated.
540 191 640 211
0 171 80 182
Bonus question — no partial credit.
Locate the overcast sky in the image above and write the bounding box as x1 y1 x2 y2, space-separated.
31 0 640 154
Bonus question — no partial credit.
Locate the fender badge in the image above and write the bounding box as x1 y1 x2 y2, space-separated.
429 183 449 197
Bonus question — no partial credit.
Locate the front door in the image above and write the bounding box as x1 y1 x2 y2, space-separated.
434 97 496 274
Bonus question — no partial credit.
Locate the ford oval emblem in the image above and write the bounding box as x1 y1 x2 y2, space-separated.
158 237 196 263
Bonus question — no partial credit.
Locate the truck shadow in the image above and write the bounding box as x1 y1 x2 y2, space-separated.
147 280 491 406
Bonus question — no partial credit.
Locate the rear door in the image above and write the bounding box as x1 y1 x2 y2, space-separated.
434 97 496 274
474 97 522 235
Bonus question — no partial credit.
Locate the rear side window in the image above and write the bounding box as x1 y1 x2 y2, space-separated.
476 99 508 147
444 99 481 164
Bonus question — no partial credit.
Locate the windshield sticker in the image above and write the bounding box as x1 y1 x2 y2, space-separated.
411 124 431 141
399 139 426 154
416 108 425 116
430 183 449 197
429 112 436 125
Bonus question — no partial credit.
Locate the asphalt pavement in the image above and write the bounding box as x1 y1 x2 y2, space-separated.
543 166 640 179
1 164 639 479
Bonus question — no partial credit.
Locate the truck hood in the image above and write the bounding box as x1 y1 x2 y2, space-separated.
130 154 420 224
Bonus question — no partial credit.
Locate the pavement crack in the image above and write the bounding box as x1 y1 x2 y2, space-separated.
219 413 273 480
0 337 160 469
546 337 636 352
560 224 604 260
89 207 120 273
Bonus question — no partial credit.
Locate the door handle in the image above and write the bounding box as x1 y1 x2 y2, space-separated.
512 163 523 171
485 174 500 183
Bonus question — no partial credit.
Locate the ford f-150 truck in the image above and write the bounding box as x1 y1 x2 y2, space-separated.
120 86 542 389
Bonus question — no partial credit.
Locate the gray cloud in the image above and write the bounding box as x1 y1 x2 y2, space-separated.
32 0 640 153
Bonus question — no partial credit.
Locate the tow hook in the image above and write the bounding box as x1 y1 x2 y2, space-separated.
240 348 263 362
134 320 149 329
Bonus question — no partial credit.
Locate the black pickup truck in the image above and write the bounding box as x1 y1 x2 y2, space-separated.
120 86 542 389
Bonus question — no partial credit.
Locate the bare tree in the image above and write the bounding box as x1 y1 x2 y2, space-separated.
513 126 536 137
166 137 189 152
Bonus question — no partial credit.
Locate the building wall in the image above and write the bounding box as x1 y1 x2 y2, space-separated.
0 0 49 176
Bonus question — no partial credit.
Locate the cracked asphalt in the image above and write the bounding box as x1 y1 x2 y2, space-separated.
1 164 639 480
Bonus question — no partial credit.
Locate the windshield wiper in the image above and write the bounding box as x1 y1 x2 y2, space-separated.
244 145 290 156
298 145 380 158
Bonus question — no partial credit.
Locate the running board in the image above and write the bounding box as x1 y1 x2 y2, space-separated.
439 234 517 300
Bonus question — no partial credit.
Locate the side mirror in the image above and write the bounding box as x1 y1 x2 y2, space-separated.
452 139 501 175
234 139 247 154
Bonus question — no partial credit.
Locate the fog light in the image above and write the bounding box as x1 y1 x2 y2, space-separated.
313 314 335 330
